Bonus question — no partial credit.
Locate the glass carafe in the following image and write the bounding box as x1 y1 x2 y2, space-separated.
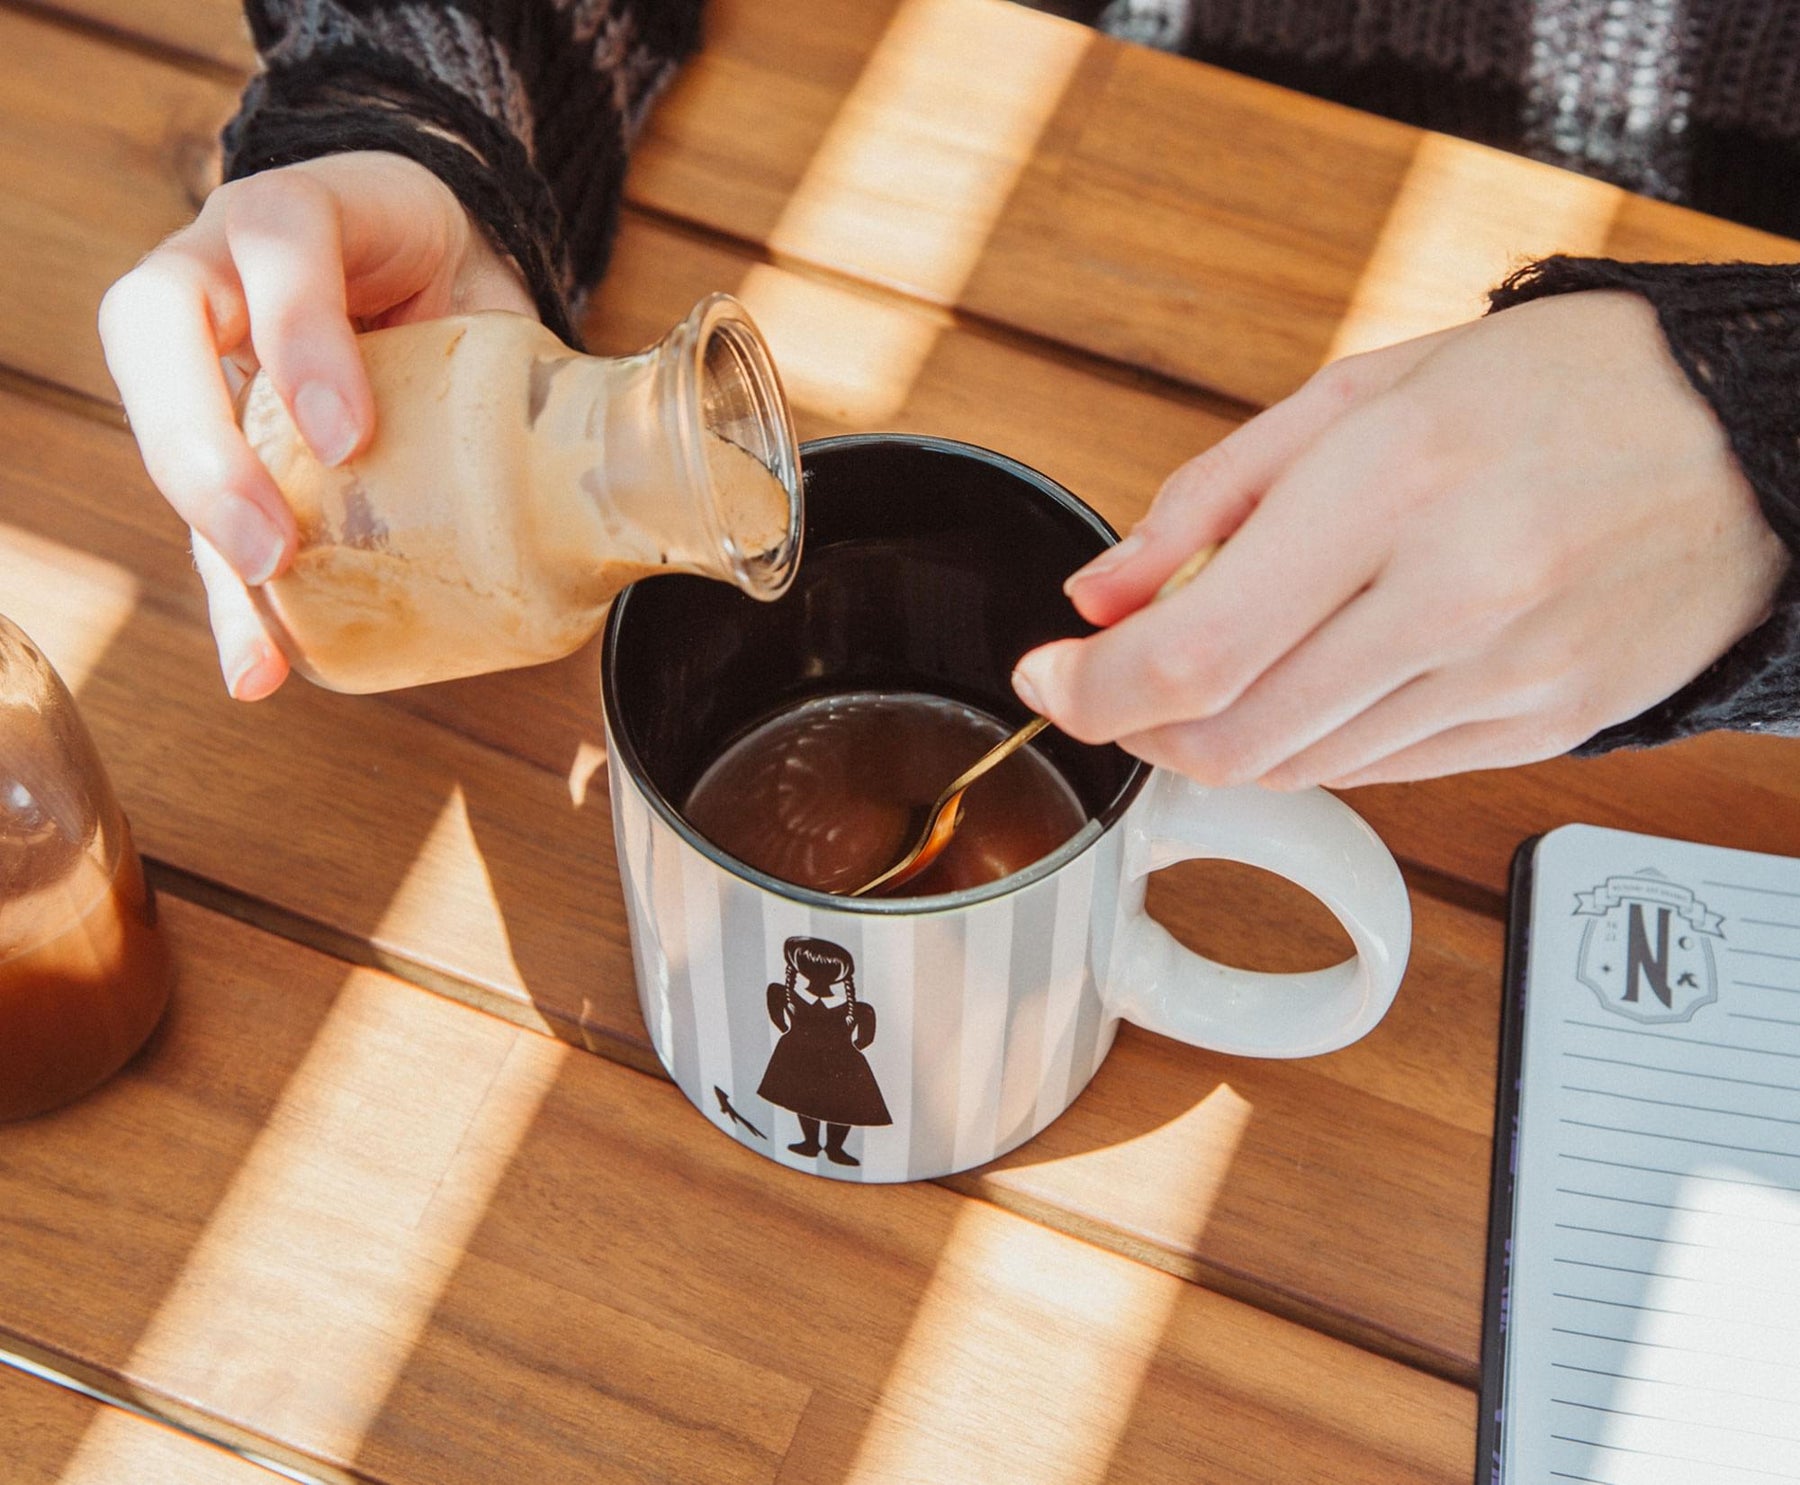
0 617 173 1121
240 293 803 694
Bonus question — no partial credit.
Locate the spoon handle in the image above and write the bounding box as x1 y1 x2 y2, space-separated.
847 541 1222 898
1156 542 1220 601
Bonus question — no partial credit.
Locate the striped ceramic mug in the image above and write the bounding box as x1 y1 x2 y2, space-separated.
602 436 1412 1183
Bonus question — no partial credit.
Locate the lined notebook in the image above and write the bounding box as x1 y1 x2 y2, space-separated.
1481 824 1800 1485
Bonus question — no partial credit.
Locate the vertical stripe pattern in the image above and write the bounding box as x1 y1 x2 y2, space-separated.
608 770 1137 1183
906 912 967 1181
951 895 1016 1173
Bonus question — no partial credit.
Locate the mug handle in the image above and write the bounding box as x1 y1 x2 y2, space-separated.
1102 769 1412 1058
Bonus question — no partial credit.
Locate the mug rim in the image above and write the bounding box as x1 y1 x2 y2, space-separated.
602 432 1153 916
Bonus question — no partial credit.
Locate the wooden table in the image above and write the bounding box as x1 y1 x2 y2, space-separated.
3 1 1797 1480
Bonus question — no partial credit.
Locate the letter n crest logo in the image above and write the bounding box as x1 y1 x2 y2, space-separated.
1573 868 1724 1025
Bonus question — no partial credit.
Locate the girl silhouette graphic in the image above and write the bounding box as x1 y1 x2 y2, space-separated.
758 936 891 1166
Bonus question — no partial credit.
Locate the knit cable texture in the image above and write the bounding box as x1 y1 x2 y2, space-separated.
222 0 703 347
1490 255 1800 751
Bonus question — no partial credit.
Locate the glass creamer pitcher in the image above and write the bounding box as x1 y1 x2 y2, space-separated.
239 293 802 694
0 616 173 1121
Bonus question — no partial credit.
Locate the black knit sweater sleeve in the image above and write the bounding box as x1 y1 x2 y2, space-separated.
221 0 705 347
1488 257 1800 753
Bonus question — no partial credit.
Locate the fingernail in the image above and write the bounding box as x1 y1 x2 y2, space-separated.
1064 531 1145 594
212 500 287 586
226 643 282 702
1012 660 1048 715
294 381 359 467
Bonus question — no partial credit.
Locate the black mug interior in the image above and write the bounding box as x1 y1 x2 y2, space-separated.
603 435 1149 867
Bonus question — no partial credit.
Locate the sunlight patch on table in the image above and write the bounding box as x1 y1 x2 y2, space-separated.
844 1085 1250 1482
1325 133 1621 362
1022 1081 1252 1245
764 0 1086 413
0 522 139 695
734 265 946 425
846 1206 1175 1485
566 737 608 808
373 785 520 987
50 1405 311 1485
116 970 566 1459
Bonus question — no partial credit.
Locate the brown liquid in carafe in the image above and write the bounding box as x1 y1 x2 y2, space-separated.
0 832 174 1122
683 692 1088 897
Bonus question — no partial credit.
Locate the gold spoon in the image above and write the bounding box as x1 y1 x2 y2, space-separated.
849 542 1219 898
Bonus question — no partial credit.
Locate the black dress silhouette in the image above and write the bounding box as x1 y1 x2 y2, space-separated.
758 936 890 1166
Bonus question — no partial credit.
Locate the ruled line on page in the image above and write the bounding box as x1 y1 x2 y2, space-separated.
1556 1257 1662 1279
1704 880 1800 901
1740 919 1800 931
1552 1362 1800 1407
1732 982 1800 996
1557 1153 1800 1195
1556 1189 1711 1216
1553 1293 1689 1316
1559 1119 1800 1162
1555 1187 1800 1228
1552 1399 1800 1448
1551 1327 1800 1373
1554 1293 1800 1336
1550 1434 1800 1480
1559 1085 1800 1128
1562 1080 1800 1130
1728 948 1800 963
1554 1222 1708 1247
1561 1021 1800 1061
1556 1257 1800 1304
1563 1052 1800 1094
1730 1012 1800 1028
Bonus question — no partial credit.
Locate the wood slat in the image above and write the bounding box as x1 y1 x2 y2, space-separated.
0 894 1477 1485
0 377 1495 1375
0 6 219 403
1346 735 1800 897
0 1362 276 1485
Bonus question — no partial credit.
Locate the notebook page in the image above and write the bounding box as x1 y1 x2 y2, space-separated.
1501 825 1800 1484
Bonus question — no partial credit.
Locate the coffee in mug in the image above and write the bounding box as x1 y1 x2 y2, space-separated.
682 691 1087 898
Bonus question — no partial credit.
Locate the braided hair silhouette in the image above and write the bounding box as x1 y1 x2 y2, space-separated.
759 936 890 1165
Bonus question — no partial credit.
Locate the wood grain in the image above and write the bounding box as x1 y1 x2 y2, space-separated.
33 0 252 73
0 7 222 402
36 0 1799 412
0 1362 275 1485
1346 733 1800 896
638 0 1796 404
0 894 1477 1485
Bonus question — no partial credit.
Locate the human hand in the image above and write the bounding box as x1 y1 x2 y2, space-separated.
99 151 534 700
1013 291 1790 788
